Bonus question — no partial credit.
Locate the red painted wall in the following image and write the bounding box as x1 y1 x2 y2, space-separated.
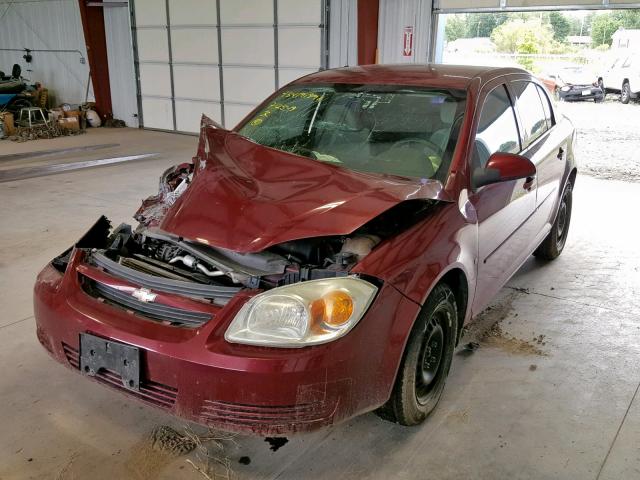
78 0 113 119
357 0 379 65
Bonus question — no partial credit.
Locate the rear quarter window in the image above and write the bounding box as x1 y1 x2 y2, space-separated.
511 81 548 148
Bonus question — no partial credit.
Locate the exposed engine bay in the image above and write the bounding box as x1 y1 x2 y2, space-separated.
50 160 435 293
52 162 435 296
50 125 440 328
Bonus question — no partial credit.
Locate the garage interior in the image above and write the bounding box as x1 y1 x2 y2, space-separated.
1 0 640 479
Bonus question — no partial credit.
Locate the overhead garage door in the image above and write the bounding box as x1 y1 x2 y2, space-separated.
435 0 640 12
132 0 327 132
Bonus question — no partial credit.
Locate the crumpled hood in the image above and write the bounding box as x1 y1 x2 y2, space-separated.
159 117 449 253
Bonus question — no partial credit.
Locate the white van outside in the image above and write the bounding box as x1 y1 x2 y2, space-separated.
600 53 640 104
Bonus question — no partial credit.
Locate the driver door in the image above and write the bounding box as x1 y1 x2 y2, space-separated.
468 82 537 315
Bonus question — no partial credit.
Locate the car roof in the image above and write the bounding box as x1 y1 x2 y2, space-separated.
292 64 529 90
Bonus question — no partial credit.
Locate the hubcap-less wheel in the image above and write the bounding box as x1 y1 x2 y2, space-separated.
556 202 567 245
377 283 457 426
416 310 447 405
621 83 630 104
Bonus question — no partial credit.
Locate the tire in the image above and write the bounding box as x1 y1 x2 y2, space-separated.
534 182 573 261
378 283 458 426
621 82 631 104
6 97 32 114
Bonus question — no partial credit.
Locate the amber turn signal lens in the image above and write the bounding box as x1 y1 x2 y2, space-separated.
310 290 354 329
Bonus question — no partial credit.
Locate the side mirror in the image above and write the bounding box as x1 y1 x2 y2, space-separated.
473 152 536 189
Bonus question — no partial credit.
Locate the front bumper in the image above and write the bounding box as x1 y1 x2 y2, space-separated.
34 250 420 435
559 86 604 102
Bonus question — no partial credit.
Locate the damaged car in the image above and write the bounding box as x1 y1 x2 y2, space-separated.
34 64 576 435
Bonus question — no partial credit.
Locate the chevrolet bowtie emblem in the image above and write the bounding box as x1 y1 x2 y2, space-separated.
132 288 157 303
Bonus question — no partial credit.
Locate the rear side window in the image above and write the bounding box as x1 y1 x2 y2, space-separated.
512 81 548 147
473 85 521 169
536 85 554 130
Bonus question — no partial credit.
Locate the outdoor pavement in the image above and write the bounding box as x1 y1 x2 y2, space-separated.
0 127 638 479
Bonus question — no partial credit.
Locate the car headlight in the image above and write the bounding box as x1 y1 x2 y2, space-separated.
225 277 378 347
561 86 571 92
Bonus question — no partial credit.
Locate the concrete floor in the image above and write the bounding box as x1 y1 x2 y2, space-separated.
1 129 639 480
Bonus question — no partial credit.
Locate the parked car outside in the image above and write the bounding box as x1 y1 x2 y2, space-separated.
538 65 604 102
34 64 577 436
600 53 639 104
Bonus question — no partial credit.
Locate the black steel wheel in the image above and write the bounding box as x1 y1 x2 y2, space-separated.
621 81 631 104
378 283 458 426
534 182 573 260
596 79 605 103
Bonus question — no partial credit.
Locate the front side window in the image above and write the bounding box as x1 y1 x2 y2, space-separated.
511 81 548 147
238 84 467 181
473 85 521 170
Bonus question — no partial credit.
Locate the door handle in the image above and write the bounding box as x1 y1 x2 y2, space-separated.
523 176 535 191
557 147 565 160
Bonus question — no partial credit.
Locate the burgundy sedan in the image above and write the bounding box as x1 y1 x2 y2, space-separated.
34 64 576 435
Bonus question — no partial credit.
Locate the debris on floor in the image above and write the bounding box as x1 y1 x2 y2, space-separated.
482 323 548 357
264 437 289 452
459 292 548 357
8 122 85 142
104 117 126 128
126 425 236 480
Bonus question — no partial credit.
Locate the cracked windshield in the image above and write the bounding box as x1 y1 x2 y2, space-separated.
238 85 467 181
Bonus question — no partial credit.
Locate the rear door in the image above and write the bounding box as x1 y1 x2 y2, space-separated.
468 82 537 315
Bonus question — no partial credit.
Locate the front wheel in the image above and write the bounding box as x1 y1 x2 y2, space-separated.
621 82 631 104
378 283 458 426
534 182 573 260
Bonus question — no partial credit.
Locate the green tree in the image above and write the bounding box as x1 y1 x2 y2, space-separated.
465 13 509 38
548 12 571 42
492 19 556 54
445 15 467 42
612 9 640 29
590 13 622 47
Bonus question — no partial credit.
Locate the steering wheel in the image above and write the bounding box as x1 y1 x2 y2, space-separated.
391 137 441 157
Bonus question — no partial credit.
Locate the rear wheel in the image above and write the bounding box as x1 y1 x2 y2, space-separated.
534 183 573 260
621 81 631 104
378 283 457 426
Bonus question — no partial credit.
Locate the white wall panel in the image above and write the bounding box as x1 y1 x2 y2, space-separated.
105 3 139 127
328 0 357 68
278 28 322 67
142 97 173 129
278 68 317 85
223 68 275 103
221 28 275 64
135 0 167 26
225 103 256 129
134 0 326 131
139 64 172 97
0 0 92 105
220 0 273 24
278 0 322 24
378 0 431 64
175 100 221 132
173 65 220 100
137 29 169 62
171 28 218 63
169 0 217 25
